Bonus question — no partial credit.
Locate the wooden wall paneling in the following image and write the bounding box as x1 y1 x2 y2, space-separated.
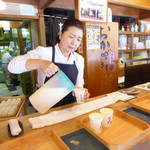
82 22 101 97
82 22 118 97
139 9 150 20
38 0 55 9
86 49 101 97
109 0 150 10
99 22 118 95
48 0 74 10
108 4 140 18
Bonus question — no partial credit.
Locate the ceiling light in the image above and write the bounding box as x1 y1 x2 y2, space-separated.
0 0 6 10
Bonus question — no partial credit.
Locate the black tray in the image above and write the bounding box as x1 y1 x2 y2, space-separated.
8 120 24 137
123 107 150 125
61 128 109 150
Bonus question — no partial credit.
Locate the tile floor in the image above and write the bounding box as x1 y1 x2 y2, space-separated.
0 83 35 115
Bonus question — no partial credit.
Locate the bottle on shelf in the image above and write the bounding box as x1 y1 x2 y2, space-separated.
134 24 138 32
121 26 125 31
130 24 135 32
125 19 131 31
145 24 149 32
140 24 144 32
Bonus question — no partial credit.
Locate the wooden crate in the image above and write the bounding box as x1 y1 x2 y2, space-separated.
129 95 150 113
80 109 150 150
0 95 26 121
0 129 70 150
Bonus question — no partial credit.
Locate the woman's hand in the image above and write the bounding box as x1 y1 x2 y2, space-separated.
84 88 90 102
39 60 60 77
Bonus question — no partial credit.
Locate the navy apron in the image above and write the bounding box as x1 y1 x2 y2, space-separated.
44 47 78 108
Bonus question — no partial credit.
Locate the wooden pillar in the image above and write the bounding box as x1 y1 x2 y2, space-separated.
9 28 13 41
17 28 24 55
38 9 46 46
30 21 39 49
30 20 39 90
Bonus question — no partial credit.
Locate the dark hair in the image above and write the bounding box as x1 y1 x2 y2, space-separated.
61 19 85 34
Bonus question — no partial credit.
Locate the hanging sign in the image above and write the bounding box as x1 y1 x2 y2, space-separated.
75 0 108 23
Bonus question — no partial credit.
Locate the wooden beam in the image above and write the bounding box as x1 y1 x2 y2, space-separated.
0 14 39 20
109 0 150 10
38 0 55 9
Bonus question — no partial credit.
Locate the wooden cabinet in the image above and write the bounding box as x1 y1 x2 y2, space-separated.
118 31 150 78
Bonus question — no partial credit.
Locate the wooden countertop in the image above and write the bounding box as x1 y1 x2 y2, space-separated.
0 88 150 147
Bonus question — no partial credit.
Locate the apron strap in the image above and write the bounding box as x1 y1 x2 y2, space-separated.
52 47 55 63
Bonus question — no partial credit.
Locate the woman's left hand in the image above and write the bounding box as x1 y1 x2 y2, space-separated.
84 88 90 102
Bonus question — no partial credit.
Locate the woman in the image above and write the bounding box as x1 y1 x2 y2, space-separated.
8 19 90 107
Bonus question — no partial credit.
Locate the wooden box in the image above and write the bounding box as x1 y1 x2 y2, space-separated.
0 95 25 121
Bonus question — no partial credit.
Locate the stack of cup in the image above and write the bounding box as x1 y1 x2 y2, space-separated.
89 108 114 133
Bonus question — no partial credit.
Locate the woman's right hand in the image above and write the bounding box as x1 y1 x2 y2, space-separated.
39 60 60 77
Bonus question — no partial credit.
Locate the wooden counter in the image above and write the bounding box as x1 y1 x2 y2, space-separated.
0 88 150 149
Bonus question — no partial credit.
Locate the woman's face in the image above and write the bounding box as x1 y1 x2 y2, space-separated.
59 26 83 57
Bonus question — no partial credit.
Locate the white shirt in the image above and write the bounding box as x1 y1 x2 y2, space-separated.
2 52 12 64
8 44 84 87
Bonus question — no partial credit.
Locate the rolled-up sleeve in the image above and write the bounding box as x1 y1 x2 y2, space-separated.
8 54 30 74
8 46 44 74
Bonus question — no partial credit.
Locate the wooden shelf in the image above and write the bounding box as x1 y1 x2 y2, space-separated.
133 49 150 52
119 31 150 35
119 50 132 53
119 49 150 53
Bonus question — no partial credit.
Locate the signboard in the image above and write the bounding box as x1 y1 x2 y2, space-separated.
75 0 108 23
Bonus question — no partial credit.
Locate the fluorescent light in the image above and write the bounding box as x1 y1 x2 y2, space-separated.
0 0 6 10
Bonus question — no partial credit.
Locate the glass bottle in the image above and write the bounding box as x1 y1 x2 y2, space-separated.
134 24 138 32
131 24 134 32
140 24 144 32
